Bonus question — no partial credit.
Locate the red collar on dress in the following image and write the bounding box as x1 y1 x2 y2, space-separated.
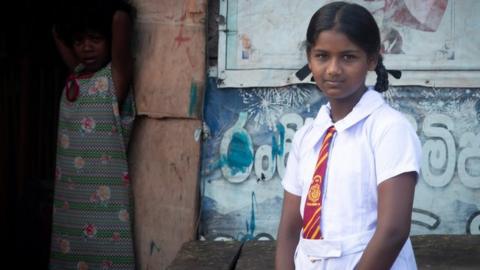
65 71 95 102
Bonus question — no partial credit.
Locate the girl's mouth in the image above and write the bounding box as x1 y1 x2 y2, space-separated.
324 80 343 87
83 58 96 65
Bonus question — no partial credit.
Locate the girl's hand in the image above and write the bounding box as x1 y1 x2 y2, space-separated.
52 24 79 71
275 191 302 270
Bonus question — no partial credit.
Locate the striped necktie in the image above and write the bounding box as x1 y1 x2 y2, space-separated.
302 125 336 239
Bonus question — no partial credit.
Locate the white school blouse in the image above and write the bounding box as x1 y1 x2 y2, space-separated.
282 88 421 269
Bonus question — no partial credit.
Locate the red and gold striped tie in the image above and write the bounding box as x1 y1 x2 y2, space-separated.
302 125 336 239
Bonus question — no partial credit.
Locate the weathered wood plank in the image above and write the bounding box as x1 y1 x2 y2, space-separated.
167 236 480 270
130 118 202 270
134 0 206 119
235 241 275 270
167 241 242 270
412 235 480 270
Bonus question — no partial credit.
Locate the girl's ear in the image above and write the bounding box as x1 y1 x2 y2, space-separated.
368 55 378 71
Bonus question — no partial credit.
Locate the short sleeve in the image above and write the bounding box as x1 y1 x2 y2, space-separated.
373 118 422 184
281 131 303 196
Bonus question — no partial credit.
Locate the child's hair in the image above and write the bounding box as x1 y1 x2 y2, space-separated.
305 1 389 92
55 0 134 48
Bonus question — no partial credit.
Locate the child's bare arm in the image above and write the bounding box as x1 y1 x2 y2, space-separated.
276 191 302 270
52 27 78 72
111 10 133 108
355 172 417 270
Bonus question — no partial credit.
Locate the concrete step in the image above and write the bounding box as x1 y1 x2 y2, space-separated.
167 235 480 269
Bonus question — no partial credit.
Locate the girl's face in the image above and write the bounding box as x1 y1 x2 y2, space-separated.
308 30 377 104
73 31 110 72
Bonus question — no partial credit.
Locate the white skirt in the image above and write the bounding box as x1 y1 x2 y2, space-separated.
294 230 417 270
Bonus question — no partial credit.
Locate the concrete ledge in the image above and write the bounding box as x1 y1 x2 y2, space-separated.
166 241 242 270
167 235 480 269
412 235 480 269
235 240 276 270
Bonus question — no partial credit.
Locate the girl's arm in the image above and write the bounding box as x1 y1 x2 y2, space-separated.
355 171 417 270
52 27 79 72
111 10 134 109
275 191 302 270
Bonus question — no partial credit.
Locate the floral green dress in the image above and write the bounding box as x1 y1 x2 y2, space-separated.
50 63 136 270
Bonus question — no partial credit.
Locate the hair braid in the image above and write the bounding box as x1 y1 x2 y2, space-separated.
374 55 389 92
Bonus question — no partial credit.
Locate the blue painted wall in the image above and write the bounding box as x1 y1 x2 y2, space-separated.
199 78 480 240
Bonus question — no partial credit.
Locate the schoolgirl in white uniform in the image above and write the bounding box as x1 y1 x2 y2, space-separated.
275 2 421 270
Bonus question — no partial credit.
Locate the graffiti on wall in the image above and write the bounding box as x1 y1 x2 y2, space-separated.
199 78 480 240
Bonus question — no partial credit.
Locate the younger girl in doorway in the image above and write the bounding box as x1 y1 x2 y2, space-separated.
275 2 421 269
50 0 136 269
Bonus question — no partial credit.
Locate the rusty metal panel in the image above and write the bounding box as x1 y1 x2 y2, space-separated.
130 117 202 270
133 0 207 119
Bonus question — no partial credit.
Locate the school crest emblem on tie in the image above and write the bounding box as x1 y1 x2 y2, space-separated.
307 183 321 203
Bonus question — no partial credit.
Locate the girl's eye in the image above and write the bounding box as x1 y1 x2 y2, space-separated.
315 54 328 60
73 40 82 47
86 33 104 43
343 55 356 61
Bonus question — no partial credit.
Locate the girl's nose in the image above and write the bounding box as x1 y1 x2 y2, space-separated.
82 39 93 50
326 58 341 77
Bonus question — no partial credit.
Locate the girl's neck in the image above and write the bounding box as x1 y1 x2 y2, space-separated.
76 61 109 76
328 87 367 123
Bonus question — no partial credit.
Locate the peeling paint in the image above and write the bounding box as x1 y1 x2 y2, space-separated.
150 240 160 256
194 128 202 142
174 26 191 48
219 112 254 183
225 132 254 175
271 123 285 160
188 81 198 116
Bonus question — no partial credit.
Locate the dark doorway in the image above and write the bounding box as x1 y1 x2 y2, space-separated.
1 1 67 268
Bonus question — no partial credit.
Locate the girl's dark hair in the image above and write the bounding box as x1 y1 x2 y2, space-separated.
55 0 134 48
306 1 389 92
